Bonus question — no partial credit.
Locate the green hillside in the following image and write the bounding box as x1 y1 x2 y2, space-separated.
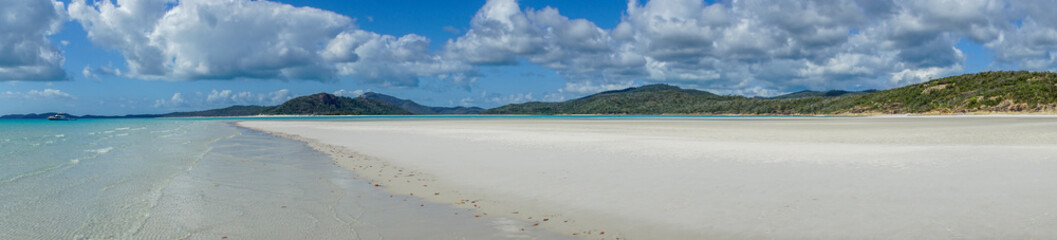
362 92 484 114
485 71 1057 115
263 93 410 115
769 90 876 99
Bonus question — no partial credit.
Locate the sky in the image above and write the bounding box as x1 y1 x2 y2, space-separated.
2 0 1056 115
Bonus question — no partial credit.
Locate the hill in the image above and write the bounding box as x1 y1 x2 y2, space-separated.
262 93 410 115
485 71 1057 115
769 89 877 99
362 92 484 114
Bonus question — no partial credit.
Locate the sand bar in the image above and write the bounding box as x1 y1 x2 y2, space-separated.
239 117 1057 239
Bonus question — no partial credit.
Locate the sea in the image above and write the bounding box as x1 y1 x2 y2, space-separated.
0 117 586 239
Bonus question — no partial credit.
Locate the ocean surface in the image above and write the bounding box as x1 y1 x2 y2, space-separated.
0 118 572 239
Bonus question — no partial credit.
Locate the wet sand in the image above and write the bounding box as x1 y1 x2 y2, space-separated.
138 125 569 239
240 117 1057 239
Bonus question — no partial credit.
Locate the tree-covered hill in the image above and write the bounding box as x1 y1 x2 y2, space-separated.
485 71 1057 115
768 89 877 99
361 92 484 114
262 93 410 115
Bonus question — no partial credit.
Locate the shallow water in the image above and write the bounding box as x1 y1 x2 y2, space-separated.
0 119 568 239
0 119 234 239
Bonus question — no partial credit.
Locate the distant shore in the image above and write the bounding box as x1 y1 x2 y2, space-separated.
244 117 1057 239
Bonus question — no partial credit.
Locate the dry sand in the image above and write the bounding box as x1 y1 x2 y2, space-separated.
239 117 1057 239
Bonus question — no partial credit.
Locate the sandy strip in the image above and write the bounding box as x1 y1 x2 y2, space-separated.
239 117 1057 239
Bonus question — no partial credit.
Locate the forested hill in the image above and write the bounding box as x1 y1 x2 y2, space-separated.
484 71 1057 115
261 93 411 115
361 92 484 114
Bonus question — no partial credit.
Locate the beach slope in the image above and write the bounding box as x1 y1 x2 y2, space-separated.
239 117 1057 239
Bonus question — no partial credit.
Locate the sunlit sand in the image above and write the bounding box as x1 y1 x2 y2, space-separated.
240 117 1057 239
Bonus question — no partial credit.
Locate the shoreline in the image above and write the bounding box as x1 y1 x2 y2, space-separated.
238 117 1057 239
235 122 615 238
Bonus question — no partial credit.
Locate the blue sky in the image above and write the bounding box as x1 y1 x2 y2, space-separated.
1 0 1055 115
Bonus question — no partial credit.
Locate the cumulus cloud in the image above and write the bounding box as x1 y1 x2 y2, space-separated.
444 0 631 82
323 31 475 87
440 0 1057 96
333 89 365 97
985 0 1057 71
70 0 349 81
154 89 292 109
68 0 477 87
1 89 77 100
82 64 123 80
61 0 1057 97
482 91 535 105
206 89 291 105
0 0 67 81
153 92 186 108
560 81 637 94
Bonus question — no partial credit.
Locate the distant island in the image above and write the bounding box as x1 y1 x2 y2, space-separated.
3 71 1056 119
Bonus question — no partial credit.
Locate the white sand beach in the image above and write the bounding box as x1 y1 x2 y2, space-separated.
239 117 1057 239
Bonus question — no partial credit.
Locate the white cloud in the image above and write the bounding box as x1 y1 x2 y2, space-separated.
155 89 293 109
333 89 366 97
154 92 186 107
442 26 461 34
560 81 636 94
0 0 67 81
82 64 122 80
444 0 629 82
1 89 77 100
324 31 475 87
485 92 535 104
58 0 1057 98
205 89 290 105
441 0 1047 96
70 0 350 81
69 0 477 87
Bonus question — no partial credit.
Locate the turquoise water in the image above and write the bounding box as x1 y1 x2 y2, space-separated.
0 119 236 238
0 118 571 239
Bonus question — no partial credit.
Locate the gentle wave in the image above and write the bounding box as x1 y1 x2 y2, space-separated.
87 147 114 154
0 161 76 185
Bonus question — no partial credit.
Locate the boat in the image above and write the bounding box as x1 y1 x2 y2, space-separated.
47 113 73 121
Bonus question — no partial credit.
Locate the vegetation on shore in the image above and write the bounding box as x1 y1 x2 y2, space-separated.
484 71 1057 115
263 93 410 115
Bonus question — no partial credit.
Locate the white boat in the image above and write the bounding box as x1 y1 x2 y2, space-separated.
47 113 73 121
